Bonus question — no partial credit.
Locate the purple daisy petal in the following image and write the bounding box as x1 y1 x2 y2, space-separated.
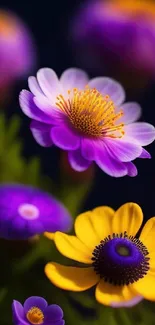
37 68 62 101
33 96 66 125
95 144 128 177
19 90 53 124
33 96 58 117
139 148 151 159
44 305 63 322
125 162 138 177
88 77 125 106
118 102 142 124
30 120 53 147
51 125 80 150
60 68 89 92
33 95 53 113
28 76 44 97
124 122 155 146
104 138 142 162
111 295 143 308
68 148 91 171
12 300 28 325
24 297 47 313
81 138 96 161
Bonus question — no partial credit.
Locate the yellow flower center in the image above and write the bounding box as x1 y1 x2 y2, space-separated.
0 12 17 37
26 307 44 325
56 86 124 138
109 0 155 18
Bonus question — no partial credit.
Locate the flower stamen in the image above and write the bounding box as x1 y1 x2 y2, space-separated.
56 86 124 138
26 307 44 325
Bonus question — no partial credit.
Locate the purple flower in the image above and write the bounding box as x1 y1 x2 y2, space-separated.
0 184 72 239
19 67 155 177
71 0 155 79
0 10 35 87
12 296 64 325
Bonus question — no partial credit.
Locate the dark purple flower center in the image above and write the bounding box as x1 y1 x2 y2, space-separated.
26 307 44 324
92 231 150 285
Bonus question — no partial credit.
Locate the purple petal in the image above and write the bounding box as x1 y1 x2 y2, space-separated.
111 296 143 308
12 300 28 325
104 138 142 162
125 162 138 177
24 297 47 313
26 219 45 237
37 68 62 101
33 96 56 116
68 148 91 171
95 144 128 177
139 148 151 159
60 68 89 92
125 122 155 146
45 305 63 322
118 102 142 124
81 138 96 161
30 120 53 147
46 321 65 325
19 90 53 124
88 77 125 106
28 76 44 97
10 217 27 238
33 97 66 125
51 125 80 150
41 201 72 233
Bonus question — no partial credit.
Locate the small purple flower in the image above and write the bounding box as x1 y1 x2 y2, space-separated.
0 10 35 87
12 296 65 325
0 184 72 239
19 67 155 177
71 0 155 79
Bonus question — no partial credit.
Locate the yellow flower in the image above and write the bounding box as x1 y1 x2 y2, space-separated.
45 203 155 307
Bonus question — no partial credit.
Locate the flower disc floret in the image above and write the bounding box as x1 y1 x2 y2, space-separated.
26 307 44 324
56 87 124 138
92 231 150 285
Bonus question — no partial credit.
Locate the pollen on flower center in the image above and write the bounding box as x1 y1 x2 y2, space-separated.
18 203 39 220
26 307 44 325
92 231 150 285
116 244 130 256
56 86 125 138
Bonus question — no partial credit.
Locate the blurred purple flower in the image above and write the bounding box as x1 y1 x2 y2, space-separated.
12 296 65 325
71 0 155 80
0 10 35 87
19 67 155 177
0 184 72 239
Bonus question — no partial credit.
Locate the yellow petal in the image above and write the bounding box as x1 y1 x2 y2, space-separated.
112 203 143 236
44 232 55 240
91 206 115 240
149 252 155 271
139 217 155 253
54 232 92 264
95 280 138 306
45 263 99 291
75 211 101 249
132 273 155 300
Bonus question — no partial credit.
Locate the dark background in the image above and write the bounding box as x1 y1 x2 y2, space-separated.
2 0 155 221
